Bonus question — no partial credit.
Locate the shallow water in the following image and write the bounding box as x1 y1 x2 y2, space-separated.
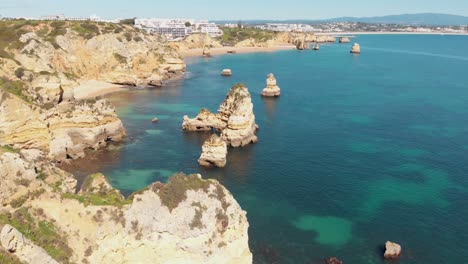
70 34 468 263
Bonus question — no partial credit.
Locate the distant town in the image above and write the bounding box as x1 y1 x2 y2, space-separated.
1 14 467 41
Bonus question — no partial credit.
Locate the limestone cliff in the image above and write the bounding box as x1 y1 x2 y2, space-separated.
183 83 258 147
0 20 186 161
199 134 228 168
0 152 252 264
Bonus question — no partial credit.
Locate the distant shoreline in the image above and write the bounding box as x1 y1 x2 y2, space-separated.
317 31 468 36
178 45 296 58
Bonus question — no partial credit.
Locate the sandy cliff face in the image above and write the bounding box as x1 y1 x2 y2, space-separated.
0 153 252 264
0 22 186 161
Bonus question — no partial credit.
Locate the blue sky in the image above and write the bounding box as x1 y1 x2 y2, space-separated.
1 0 467 20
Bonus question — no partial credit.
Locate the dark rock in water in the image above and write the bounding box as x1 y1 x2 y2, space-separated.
326 257 343 264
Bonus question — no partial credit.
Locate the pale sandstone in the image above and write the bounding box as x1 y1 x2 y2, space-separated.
384 241 401 259
351 43 361 54
198 134 228 168
261 73 281 97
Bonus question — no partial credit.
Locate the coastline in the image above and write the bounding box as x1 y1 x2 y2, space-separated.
73 80 128 100
178 44 296 58
317 31 468 36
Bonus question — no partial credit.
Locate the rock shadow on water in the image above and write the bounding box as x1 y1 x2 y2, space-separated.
292 215 353 247
359 163 453 218
261 96 280 120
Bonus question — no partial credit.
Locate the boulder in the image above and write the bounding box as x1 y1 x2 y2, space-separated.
221 69 232 76
351 43 361 54
152 117 159 123
202 46 211 57
261 73 281 97
198 134 227 168
384 241 402 259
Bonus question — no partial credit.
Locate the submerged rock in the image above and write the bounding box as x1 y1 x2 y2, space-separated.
183 83 258 148
221 69 232 76
198 134 227 168
384 241 402 259
326 257 344 264
351 43 361 54
261 73 281 97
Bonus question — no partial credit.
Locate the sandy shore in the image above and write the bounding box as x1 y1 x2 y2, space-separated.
179 45 296 58
73 80 128 100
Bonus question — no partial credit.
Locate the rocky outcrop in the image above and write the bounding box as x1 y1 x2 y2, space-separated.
261 73 281 97
0 21 187 161
183 83 258 147
294 38 309 50
313 44 320 50
351 43 361 54
0 152 37 206
339 37 351 43
315 35 337 43
0 225 59 264
198 134 228 168
203 45 212 57
221 69 232 76
0 150 252 264
0 89 125 161
384 241 401 259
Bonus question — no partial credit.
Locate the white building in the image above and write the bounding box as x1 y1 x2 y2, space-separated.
135 18 223 40
194 22 223 37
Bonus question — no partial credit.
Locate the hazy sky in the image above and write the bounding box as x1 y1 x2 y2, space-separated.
1 0 468 20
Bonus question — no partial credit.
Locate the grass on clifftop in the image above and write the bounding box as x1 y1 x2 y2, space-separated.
150 173 211 212
0 207 73 263
0 145 20 154
218 27 276 46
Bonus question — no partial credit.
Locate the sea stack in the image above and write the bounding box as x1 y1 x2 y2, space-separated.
198 134 228 168
202 45 211 57
339 37 351 43
384 241 402 259
313 44 320 50
350 43 361 54
182 83 258 147
261 73 281 97
221 69 232 76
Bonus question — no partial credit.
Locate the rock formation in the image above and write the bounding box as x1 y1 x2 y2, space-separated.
0 152 252 264
1 225 59 264
351 43 361 54
198 134 228 168
171 33 222 51
294 38 310 50
326 257 344 264
203 45 212 57
221 69 232 76
183 83 258 147
313 44 320 50
384 241 401 259
261 73 281 97
339 37 351 43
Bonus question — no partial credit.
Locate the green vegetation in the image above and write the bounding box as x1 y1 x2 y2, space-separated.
218 27 276 46
0 249 23 264
0 77 32 103
71 22 99 40
0 145 20 154
62 191 130 208
10 189 46 208
190 202 207 230
62 173 130 208
0 20 30 59
113 53 127 64
14 67 25 79
151 173 211 212
0 208 73 263
119 18 136 25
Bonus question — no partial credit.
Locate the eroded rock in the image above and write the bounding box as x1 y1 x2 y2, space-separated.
198 134 227 168
261 73 281 97
384 241 401 259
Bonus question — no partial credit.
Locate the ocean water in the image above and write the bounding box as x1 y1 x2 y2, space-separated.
70 35 468 263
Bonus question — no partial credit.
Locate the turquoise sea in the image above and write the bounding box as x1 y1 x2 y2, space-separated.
70 35 468 263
